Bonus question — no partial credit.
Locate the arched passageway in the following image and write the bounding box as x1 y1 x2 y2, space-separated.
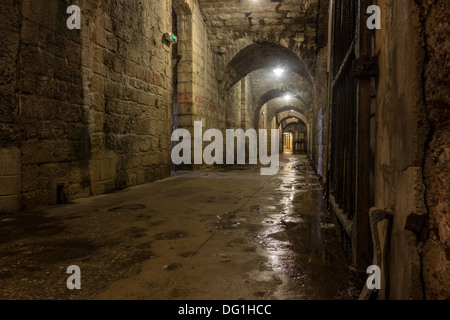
1 0 447 302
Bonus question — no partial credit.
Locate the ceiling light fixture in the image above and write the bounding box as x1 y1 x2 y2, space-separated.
284 94 292 102
273 68 284 77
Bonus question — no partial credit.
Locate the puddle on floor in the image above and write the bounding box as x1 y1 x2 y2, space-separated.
253 156 358 300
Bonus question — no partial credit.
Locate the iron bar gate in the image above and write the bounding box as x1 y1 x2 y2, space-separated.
330 0 357 220
328 0 376 283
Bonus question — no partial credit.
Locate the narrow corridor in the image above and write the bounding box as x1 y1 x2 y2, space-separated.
1 0 448 301
0 155 357 299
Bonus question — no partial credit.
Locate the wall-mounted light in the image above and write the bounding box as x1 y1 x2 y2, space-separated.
164 32 178 44
284 94 292 102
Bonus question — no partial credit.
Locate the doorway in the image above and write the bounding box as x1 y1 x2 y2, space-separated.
283 133 293 153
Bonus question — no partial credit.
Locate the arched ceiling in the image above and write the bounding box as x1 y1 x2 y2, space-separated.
249 70 313 108
232 56 313 127
263 98 308 123
197 1 330 128
270 109 307 125
220 42 313 92
280 117 307 130
197 0 329 70
261 108 308 127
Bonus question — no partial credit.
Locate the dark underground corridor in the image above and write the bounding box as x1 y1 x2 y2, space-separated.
1 155 358 300
0 0 449 302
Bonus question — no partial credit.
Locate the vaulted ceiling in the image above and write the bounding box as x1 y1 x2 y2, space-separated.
198 0 328 65
197 0 329 126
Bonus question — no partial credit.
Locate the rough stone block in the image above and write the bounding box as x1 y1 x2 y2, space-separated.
0 175 21 196
0 194 20 214
0 148 21 176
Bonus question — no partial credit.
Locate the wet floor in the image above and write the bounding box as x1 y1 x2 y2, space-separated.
0 154 359 300
253 156 358 299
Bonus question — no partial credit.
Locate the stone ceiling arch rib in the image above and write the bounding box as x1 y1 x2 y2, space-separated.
270 107 308 125
221 42 313 93
256 89 310 112
172 0 192 15
259 100 309 127
279 116 307 128
197 0 329 75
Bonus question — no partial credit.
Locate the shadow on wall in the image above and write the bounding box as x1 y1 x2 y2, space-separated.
0 0 91 213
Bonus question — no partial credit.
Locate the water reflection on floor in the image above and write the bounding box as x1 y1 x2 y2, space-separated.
253 155 359 300
0 154 359 300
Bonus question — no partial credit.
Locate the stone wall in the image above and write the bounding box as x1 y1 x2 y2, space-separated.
190 0 223 131
310 0 449 299
242 76 255 130
374 0 449 299
81 0 173 194
421 0 450 300
226 76 255 131
374 0 427 300
0 0 175 211
0 0 22 213
0 148 21 214
17 0 91 209
311 47 328 180
176 0 222 135
173 0 223 170
225 82 241 129
0 0 249 209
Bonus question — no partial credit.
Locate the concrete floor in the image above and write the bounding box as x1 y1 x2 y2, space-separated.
0 155 359 300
